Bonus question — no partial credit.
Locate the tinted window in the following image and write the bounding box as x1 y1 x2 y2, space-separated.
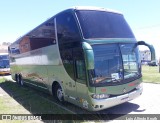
73 48 86 83
56 12 81 49
56 12 82 80
76 60 85 79
0 55 8 60
76 10 135 39
61 49 75 79
9 18 56 54
0 55 10 68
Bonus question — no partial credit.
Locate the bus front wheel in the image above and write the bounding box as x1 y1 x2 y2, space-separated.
55 84 64 102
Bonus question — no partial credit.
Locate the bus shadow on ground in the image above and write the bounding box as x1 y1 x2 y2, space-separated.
0 81 142 121
101 101 144 114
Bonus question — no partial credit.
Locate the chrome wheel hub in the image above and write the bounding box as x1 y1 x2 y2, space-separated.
57 88 63 101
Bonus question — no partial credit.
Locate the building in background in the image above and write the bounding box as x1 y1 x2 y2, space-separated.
0 42 11 53
140 50 151 64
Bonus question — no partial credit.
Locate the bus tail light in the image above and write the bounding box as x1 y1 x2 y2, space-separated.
91 94 110 99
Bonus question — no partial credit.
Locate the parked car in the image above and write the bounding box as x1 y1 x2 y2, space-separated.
148 60 158 66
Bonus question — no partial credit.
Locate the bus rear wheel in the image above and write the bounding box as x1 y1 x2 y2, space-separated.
15 74 19 83
15 74 23 86
55 84 64 102
18 74 24 86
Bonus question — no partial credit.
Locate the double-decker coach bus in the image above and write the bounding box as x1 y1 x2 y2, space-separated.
8 6 155 111
0 53 10 76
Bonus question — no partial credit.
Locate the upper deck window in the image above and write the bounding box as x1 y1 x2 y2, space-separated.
56 12 81 48
76 10 135 39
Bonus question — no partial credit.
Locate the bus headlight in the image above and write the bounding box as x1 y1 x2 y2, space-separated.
136 83 143 90
91 94 110 99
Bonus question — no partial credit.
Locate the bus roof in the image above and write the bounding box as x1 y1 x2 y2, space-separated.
70 6 122 14
10 6 122 45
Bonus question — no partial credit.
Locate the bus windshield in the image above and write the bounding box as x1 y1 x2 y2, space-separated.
76 10 135 39
89 43 140 86
120 44 140 79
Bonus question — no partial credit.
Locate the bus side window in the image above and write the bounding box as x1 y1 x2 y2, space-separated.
76 60 86 80
19 18 56 54
73 48 87 84
56 12 81 81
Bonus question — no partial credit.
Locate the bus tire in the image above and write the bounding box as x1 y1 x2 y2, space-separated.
55 84 64 102
18 74 24 86
15 74 19 83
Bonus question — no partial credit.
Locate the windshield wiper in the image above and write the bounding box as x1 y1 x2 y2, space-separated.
94 77 120 83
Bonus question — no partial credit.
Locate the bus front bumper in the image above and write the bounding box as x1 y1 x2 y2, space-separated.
89 87 143 111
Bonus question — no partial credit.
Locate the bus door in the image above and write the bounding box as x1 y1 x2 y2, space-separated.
62 48 88 104
73 48 88 107
60 49 77 101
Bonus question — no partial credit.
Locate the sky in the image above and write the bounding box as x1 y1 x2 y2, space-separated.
1 0 160 59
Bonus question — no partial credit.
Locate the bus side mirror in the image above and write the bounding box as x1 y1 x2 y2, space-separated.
137 41 156 61
82 42 94 69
